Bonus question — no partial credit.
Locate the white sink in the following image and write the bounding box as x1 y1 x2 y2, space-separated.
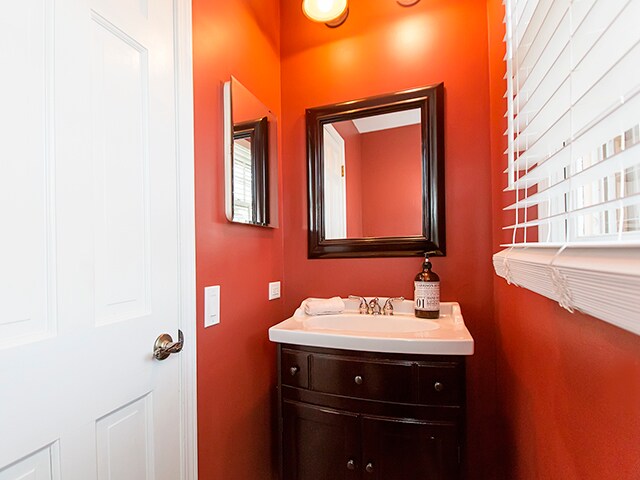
302 314 440 333
269 298 474 355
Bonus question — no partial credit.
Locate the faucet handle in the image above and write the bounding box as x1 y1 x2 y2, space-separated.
349 295 369 315
383 297 405 315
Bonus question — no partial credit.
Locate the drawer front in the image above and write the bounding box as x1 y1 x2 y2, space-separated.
311 355 413 403
281 349 310 388
418 363 464 406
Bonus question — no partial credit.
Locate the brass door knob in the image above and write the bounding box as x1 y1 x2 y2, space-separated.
365 462 374 473
434 381 444 392
153 330 184 360
346 459 356 470
290 366 299 376
354 375 363 385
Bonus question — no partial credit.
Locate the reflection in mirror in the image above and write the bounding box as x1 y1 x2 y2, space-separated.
233 117 268 224
323 108 422 239
307 83 445 258
223 77 278 227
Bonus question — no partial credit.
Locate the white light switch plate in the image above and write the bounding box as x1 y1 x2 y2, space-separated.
204 285 220 327
269 281 281 300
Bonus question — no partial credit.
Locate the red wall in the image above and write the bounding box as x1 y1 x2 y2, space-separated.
280 1 498 478
360 125 422 237
191 2 640 478
192 1 283 479
486 1 640 479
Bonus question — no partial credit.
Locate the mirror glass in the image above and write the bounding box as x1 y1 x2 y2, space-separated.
224 77 278 227
307 84 445 258
323 108 422 239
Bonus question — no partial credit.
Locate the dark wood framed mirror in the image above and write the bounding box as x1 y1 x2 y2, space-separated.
306 83 445 258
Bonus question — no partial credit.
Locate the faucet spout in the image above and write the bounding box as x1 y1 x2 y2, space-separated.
368 297 382 315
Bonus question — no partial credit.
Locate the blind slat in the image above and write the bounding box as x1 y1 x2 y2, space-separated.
504 142 640 210
513 78 570 151
572 40 640 136
510 86 640 174
570 0 633 72
513 43 571 131
503 192 640 231
512 0 538 40
514 0 569 90
513 0 552 52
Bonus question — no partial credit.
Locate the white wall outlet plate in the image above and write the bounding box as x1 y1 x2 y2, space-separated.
204 285 220 327
269 281 281 300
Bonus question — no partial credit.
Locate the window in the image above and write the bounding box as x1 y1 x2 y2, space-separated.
232 137 254 224
230 116 270 226
495 0 640 335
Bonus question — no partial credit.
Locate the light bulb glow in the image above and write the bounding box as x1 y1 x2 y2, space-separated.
302 0 348 23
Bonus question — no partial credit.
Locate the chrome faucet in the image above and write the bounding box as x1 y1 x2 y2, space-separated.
383 297 405 315
349 296 399 315
368 297 382 315
349 296 382 315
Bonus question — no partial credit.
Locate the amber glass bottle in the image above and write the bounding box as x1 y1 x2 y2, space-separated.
414 254 440 319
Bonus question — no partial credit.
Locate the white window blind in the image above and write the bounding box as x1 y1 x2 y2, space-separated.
494 0 640 335
232 138 253 223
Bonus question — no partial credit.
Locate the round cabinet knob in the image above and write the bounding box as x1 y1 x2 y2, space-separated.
290 366 299 376
354 375 363 385
365 462 374 473
434 381 444 392
346 459 356 470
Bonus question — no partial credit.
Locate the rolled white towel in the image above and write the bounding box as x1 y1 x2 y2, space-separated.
303 296 345 316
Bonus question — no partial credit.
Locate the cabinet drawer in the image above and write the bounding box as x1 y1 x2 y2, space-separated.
281 349 309 388
417 363 464 406
311 355 413 403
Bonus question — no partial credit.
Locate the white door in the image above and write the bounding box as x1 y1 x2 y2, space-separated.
0 0 193 479
323 124 347 239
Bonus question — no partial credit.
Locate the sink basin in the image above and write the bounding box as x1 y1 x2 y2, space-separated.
303 314 440 333
269 299 474 355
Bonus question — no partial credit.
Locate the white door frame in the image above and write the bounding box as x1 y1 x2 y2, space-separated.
323 124 347 239
174 0 198 478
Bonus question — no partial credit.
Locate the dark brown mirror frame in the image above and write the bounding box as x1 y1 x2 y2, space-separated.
306 83 445 258
233 116 269 226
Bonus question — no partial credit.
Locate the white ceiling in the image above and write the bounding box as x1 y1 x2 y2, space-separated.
352 108 421 133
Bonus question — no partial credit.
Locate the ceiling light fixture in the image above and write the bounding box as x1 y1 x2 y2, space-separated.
302 0 420 28
302 0 349 28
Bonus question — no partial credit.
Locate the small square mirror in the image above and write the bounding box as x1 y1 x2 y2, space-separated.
223 77 278 227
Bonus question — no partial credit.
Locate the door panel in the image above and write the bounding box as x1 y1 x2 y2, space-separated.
96 395 155 480
0 443 59 480
0 0 56 348
91 12 151 325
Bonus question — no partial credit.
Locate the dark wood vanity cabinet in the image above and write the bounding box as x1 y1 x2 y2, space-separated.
282 401 360 480
277 345 466 480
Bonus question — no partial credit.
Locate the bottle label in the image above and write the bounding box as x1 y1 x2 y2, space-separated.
414 281 440 311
